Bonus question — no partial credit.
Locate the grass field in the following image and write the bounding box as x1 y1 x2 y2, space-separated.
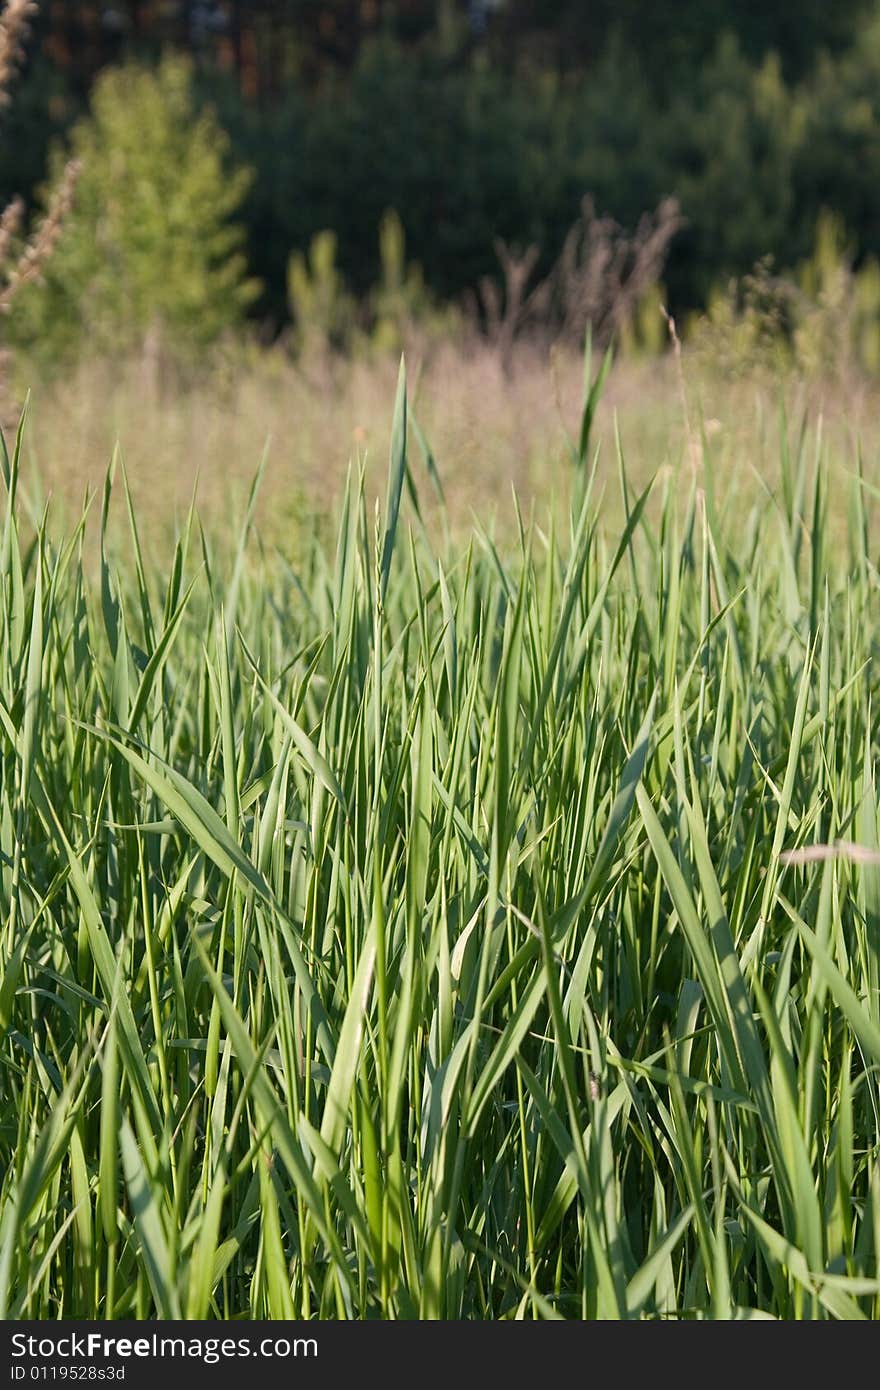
1 356 880 1319
8 341 878 551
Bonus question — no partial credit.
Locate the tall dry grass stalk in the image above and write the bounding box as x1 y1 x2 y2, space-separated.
0 3 80 416
0 0 36 102
0 156 80 313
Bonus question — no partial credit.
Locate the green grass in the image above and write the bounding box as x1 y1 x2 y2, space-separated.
1 362 879 1320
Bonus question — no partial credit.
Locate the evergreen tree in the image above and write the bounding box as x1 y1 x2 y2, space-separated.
10 52 258 362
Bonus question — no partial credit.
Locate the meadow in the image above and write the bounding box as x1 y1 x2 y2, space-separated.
9 340 876 546
1 349 880 1320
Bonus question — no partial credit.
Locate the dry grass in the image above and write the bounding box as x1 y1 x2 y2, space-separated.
0 0 35 102
6 337 880 558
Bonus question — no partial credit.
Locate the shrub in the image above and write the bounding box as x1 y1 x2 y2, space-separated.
287 230 356 356
688 210 880 380
368 209 459 355
687 258 799 378
473 195 682 372
287 211 459 360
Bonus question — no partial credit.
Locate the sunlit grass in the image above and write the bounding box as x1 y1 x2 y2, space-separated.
1 358 879 1319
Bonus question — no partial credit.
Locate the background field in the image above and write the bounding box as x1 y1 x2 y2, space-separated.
11 345 880 550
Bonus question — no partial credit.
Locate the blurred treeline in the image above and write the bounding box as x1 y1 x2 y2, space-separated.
4 0 880 332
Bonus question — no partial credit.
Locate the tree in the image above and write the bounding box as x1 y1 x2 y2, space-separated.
493 1 873 86
10 52 258 366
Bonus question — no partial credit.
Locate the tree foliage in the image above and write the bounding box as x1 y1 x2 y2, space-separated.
9 53 258 363
5 2 880 339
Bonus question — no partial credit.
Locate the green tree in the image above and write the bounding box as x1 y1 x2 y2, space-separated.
657 38 804 308
793 15 880 270
10 53 258 365
494 1 872 85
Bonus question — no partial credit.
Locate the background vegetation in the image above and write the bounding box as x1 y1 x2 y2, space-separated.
2 1 880 1324
5 0 880 353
